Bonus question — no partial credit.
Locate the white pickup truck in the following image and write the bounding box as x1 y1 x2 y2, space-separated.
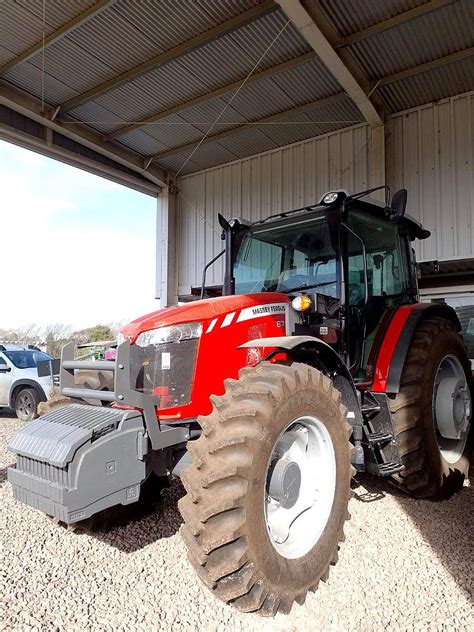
0 344 56 421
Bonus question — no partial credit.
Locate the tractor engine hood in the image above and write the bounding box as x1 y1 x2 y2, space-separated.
121 293 290 421
121 293 290 343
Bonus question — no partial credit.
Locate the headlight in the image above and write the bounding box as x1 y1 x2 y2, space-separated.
292 295 312 312
135 322 203 347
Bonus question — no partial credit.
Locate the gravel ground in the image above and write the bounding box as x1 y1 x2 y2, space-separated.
1 414 473 632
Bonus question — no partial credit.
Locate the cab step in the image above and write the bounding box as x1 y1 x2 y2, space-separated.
366 431 394 445
377 462 405 476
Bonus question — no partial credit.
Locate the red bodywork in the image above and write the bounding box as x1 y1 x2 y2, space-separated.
121 294 427 421
122 293 289 420
370 303 426 392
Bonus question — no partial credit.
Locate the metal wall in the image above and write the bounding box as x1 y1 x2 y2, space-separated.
176 91 474 294
386 91 474 263
177 123 370 294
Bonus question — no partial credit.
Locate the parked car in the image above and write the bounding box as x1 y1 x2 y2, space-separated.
0 344 56 421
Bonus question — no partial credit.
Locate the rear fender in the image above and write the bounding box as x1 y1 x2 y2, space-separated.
373 303 461 394
239 336 361 427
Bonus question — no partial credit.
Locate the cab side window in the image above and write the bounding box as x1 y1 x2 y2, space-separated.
348 210 410 305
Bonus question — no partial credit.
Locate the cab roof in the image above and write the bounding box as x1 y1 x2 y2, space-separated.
251 189 430 242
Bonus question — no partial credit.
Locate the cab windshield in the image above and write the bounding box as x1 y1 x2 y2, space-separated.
234 211 339 297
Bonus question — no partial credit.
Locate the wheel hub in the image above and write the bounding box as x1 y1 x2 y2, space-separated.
435 377 470 440
264 416 336 559
433 354 471 464
268 459 301 509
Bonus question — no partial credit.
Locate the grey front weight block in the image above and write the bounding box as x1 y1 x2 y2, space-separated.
7 403 148 524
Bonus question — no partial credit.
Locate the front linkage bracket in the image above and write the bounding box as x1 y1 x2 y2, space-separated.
60 340 189 450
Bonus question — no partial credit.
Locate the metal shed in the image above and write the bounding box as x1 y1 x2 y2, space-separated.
0 0 473 307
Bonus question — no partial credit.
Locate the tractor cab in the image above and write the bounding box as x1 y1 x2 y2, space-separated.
222 187 430 381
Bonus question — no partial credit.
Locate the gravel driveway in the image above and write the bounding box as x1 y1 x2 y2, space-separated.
1 415 472 631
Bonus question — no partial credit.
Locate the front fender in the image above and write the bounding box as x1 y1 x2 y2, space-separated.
9 380 47 408
239 336 361 426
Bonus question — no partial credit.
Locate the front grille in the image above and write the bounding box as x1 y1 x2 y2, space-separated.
129 338 198 409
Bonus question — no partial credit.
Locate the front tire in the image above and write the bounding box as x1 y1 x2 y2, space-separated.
389 317 472 498
178 362 352 616
15 388 40 422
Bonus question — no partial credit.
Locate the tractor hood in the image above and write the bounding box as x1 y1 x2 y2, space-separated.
121 293 290 343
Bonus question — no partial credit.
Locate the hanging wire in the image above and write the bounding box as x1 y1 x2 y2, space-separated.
174 18 292 178
177 188 221 238
170 17 295 247
41 0 46 114
335 137 371 189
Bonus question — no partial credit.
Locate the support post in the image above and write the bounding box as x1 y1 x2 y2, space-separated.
369 125 386 198
156 183 178 308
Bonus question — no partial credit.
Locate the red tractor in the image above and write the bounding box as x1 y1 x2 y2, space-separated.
8 187 472 616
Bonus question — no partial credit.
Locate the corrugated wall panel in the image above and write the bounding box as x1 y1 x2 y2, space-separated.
177 123 369 292
386 92 474 262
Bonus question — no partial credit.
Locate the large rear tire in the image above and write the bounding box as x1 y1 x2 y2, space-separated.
178 362 353 616
389 317 472 498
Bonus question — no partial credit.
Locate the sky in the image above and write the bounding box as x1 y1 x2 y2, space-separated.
0 140 161 331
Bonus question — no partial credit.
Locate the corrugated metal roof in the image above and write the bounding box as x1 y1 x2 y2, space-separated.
319 0 426 38
65 101 125 134
94 60 213 124
27 38 116 94
226 8 311 68
0 1 96 63
378 57 474 112
65 6 162 74
217 128 280 159
4 62 77 105
0 0 471 178
143 114 204 148
153 152 202 175
347 0 474 80
195 0 263 23
112 0 227 50
16 0 97 30
115 129 170 156
177 98 247 133
271 56 342 101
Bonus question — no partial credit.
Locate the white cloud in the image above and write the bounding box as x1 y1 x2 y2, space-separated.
0 142 160 331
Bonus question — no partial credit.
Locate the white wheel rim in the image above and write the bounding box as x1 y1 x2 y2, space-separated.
433 354 471 464
264 415 336 560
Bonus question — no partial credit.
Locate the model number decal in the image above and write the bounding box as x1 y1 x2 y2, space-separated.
236 303 286 323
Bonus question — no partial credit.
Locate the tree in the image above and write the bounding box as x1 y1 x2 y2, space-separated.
75 324 115 344
45 323 72 358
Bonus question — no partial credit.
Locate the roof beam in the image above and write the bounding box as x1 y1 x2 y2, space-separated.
60 0 277 114
0 80 167 189
371 46 474 89
105 51 317 141
0 0 115 76
276 0 383 127
150 92 348 163
335 0 457 49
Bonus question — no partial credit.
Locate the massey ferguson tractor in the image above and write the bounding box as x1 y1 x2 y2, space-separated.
8 187 472 616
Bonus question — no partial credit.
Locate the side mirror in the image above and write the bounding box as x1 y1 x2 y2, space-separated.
386 188 407 222
218 213 231 240
0 365 11 373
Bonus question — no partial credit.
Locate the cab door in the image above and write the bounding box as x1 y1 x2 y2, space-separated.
0 354 13 405
346 209 414 381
